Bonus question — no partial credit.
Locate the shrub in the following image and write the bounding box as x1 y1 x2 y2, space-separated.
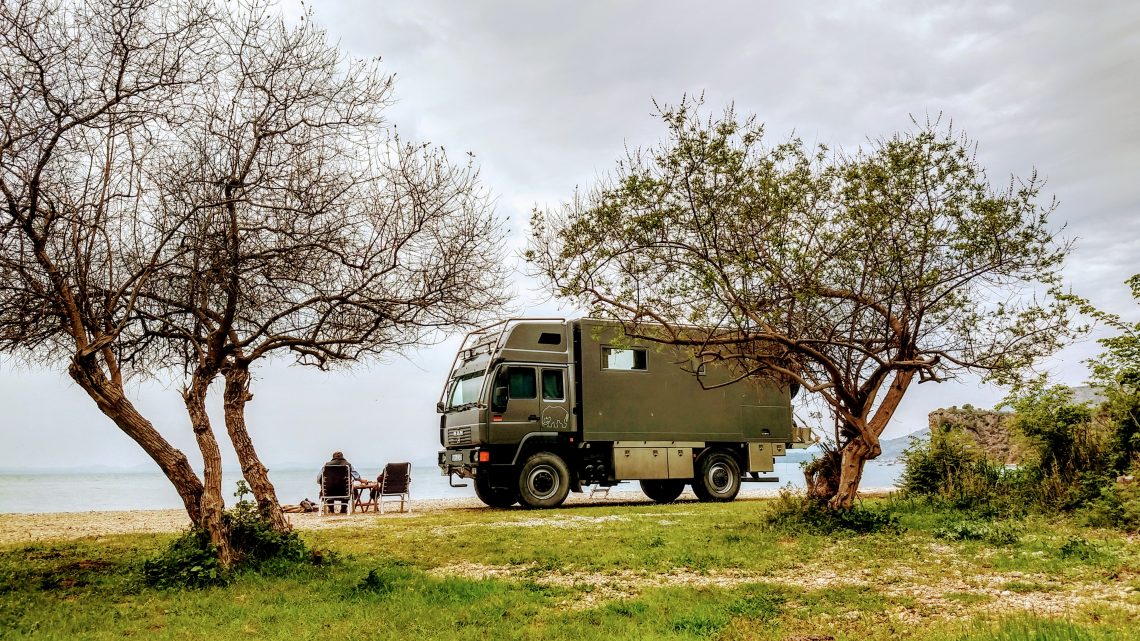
143 482 314 588
900 428 1026 514
1081 473 1140 532
764 489 901 535
225 482 309 570
1004 384 1113 511
142 530 224 589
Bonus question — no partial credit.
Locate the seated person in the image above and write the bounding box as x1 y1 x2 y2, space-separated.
316 451 355 514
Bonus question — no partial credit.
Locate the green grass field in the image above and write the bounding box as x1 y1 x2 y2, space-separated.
2 498 1137 640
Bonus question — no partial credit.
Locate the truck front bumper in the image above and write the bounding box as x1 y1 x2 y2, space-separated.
438 448 480 478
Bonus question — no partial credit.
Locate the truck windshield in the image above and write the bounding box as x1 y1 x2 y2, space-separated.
447 372 486 409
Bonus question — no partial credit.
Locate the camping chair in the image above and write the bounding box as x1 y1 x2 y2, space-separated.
377 462 412 513
318 464 354 515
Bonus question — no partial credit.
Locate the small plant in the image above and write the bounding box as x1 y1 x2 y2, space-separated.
933 519 1019 545
1057 537 1105 562
726 590 785 621
669 613 724 637
354 565 415 596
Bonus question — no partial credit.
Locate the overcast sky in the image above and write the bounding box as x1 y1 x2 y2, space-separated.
2 0 1138 474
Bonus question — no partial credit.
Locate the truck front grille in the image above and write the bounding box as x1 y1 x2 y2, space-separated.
447 426 473 446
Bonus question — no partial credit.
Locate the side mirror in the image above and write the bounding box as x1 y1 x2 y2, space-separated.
436 401 446 413
491 386 509 412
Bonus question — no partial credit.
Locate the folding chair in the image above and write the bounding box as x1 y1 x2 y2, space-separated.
318 464 354 515
377 462 412 513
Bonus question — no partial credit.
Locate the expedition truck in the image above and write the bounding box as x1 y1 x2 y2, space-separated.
437 318 811 508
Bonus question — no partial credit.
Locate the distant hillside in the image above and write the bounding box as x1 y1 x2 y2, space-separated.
879 428 929 462
780 427 927 465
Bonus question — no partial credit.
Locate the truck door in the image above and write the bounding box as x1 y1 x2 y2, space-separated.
490 366 541 444
490 366 574 443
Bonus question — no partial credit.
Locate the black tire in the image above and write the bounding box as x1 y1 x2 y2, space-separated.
691 450 741 502
640 479 685 503
517 452 571 508
474 472 519 508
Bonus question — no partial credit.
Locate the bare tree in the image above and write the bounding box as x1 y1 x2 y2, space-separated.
1 0 508 563
138 3 507 531
0 0 233 549
529 99 1079 509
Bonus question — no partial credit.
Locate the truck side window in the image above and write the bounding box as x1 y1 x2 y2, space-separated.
507 367 537 399
541 369 564 400
602 347 647 371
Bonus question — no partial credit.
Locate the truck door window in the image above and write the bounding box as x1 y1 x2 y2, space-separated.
602 347 647 370
541 369 565 400
507 367 537 399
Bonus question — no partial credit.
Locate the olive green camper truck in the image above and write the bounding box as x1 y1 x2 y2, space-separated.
437 318 810 508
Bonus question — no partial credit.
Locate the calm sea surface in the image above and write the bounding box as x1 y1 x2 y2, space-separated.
0 460 902 513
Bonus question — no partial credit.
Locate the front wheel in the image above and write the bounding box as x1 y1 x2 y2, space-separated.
691 450 741 502
518 452 571 508
640 479 685 503
474 472 519 508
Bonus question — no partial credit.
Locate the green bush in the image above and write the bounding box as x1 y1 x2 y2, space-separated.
764 489 901 535
901 382 1140 525
900 428 1028 514
142 529 224 589
143 482 314 588
1081 474 1140 532
225 482 309 570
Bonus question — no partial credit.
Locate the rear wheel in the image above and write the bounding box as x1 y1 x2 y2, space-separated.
474 472 519 508
692 450 741 502
640 479 685 503
518 452 571 508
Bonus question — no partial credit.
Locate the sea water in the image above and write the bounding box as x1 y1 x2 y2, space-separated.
0 460 903 514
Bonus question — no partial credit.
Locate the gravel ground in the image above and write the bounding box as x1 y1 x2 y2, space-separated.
0 488 798 544
0 487 900 544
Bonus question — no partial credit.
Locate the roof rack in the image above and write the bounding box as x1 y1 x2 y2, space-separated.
439 318 569 406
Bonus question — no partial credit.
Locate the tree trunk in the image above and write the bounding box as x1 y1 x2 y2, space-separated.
182 371 235 567
223 365 291 533
828 435 880 510
68 357 206 524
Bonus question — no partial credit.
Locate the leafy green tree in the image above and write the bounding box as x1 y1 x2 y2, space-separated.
529 98 1078 509
1085 275 1140 472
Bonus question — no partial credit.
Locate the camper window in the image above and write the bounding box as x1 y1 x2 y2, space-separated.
602 347 647 371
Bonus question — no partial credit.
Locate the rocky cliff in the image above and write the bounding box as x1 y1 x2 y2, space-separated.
927 405 1020 464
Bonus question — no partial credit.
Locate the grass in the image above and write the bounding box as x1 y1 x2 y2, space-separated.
1 498 1138 640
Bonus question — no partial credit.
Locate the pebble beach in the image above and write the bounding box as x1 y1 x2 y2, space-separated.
0 487 903 545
